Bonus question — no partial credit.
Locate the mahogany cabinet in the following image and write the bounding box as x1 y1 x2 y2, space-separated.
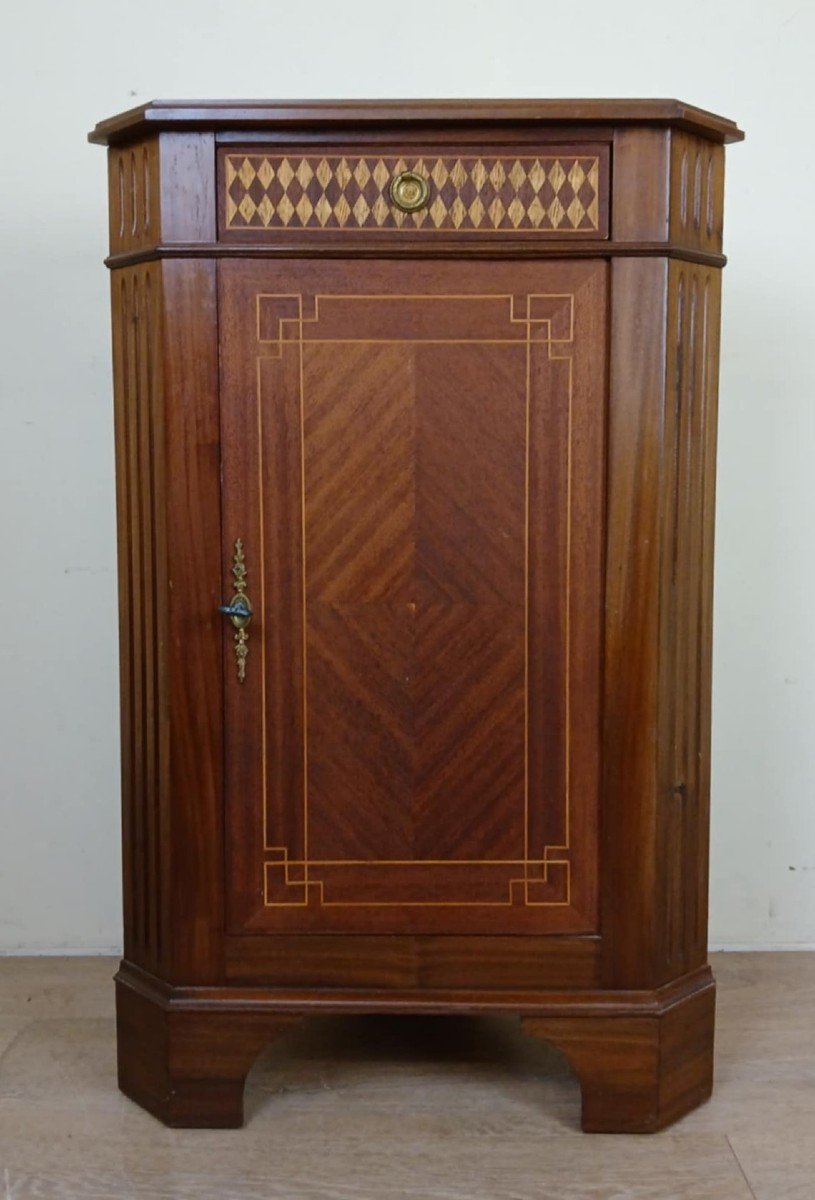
90 99 743 1131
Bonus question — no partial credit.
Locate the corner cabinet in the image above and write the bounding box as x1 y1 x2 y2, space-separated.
90 99 743 1131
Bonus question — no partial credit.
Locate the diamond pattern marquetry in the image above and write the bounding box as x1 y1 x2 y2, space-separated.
223 153 602 233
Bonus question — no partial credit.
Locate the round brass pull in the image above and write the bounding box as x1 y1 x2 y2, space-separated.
390 170 430 213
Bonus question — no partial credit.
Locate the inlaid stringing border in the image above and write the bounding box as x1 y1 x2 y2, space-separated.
224 154 602 233
255 292 576 909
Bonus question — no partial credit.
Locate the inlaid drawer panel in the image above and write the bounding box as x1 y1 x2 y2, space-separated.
218 146 609 238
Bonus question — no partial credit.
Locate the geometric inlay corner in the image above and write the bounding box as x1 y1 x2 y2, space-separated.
254 289 578 912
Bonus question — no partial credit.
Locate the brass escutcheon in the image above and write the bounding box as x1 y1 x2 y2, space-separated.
390 170 430 213
220 538 253 682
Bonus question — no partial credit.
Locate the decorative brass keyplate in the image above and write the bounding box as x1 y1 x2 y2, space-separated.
219 539 253 682
389 170 430 213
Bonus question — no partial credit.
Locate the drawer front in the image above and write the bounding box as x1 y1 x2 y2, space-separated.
219 145 609 238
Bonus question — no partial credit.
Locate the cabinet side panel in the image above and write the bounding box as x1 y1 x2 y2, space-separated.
604 258 722 988
107 134 215 255
669 133 725 256
603 257 667 988
657 263 722 981
108 141 161 256
110 264 170 975
161 259 224 983
695 272 721 966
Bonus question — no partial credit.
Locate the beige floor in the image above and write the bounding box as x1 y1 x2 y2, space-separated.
0 954 812 1198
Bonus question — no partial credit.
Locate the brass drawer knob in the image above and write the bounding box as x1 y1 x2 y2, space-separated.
390 170 430 213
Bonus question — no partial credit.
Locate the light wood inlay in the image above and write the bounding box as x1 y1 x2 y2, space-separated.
221 151 606 234
220 260 605 936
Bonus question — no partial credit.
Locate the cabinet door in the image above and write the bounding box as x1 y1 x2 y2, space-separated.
220 259 605 936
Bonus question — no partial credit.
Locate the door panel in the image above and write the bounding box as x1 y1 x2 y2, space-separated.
220 259 605 935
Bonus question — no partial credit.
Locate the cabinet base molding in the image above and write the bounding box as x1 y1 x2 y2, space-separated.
115 962 714 1131
115 968 301 1129
521 984 715 1133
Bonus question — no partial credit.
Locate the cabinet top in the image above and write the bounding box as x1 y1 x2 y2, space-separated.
88 98 744 146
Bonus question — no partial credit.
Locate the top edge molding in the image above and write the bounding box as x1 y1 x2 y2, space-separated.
88 99 745 146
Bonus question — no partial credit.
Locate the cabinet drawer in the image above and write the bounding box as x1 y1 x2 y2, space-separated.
219 145 609 239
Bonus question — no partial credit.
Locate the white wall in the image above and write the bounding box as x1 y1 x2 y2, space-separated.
1 0 813 952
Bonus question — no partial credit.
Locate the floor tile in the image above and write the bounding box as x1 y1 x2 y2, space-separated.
728 1131 815 1200
0 1112 754 1200
0 958 116 1019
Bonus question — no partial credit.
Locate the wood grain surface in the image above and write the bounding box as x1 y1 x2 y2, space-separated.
109 256 222 983
98 101 741 1133
88 98 744 146
219 258 605 937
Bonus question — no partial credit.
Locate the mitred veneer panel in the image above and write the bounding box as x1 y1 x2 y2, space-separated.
219 258 605 936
